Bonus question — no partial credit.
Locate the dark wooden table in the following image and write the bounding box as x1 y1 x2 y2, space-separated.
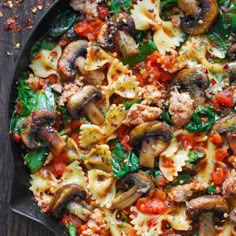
0 1 54 235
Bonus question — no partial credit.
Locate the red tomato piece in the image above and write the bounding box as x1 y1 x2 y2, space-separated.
215 90 234 108
215 148 228 161
211 168 225 185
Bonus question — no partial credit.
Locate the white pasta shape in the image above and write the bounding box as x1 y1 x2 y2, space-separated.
195 140 216 184
103 209 134 236
65 137 86 161
79 104 127 148
30 161 87 211
84 42 115 71
30 44 62 78
130 206 191 235
159 139 189 181
84 144 112 173
180 36 224 73
131 0 185 54
105 59 140 99
87 169 116 207
215 222 236 236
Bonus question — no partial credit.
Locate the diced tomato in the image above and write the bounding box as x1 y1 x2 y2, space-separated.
74 19 103 40
54 162 67 177
127 229 137 236
97 5 109 19
210 132 222 145
69 120 85 131
215 90 234 108
211 168 225 185
13 133 21 142
154 175 168 186
117 125 133 151
161 156 174 168
215 148 228 161
178 134 194 149
136 195 168 214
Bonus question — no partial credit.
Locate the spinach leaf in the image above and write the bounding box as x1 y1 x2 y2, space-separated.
161 109 173 125
122 40 157 66
30 35 58 59
36 85 55 112
207 13 231 56
207 184 216 194
160 0 177 9
111 141 139 178
185 106 219 133
188 151 205 164
171 173 191 186
48 10 77 38
24 146 47 172
123 99 142 109
66 222 76 236
217 0 230 8
18 79 38 116
110 0 133 14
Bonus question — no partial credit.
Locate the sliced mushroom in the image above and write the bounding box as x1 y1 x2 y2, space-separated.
230 208 236 223
129 121 172 168
75 56 105 86
114 30 139 57
67 85 104 125
187 195 228 236
19 109 65 155
173 67 209 107
49 184 86 219
179 0 218 35
227 43 236 60
227 62 236 83
211 114 236 153
111 171 154 209
58 40 88 81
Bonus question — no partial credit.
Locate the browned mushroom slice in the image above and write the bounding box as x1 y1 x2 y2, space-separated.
111 171 154 209
19 109 65 155
129 121 172 168
211 114 236 153
173 67 209 107
49 184 86 219
187 195 228 236
58 40 88 81
179 0 218 35
67 85 104 125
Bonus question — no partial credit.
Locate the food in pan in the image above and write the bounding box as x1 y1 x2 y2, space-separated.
10 0 236 235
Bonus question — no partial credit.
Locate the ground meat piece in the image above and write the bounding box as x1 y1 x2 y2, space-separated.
70 0 103 20
222 169 236 197
123 104 162 126
228 155 236 169
168 180 208 202
141 84 165 108
169 89 194 127
57 80 84 106
80 208 108 236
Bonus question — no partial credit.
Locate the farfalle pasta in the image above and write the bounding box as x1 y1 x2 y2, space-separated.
10 0 236 235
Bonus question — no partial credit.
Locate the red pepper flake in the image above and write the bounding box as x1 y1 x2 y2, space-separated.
4 15 23 33
2 0 24 9
24 17 34 30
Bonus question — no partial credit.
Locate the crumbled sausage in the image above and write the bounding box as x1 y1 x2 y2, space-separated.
141 84 166 108
70 0 103 20
228 155 236 169
222 169 236 197
169 89 194 127
123 104 162 126
168 180 208 202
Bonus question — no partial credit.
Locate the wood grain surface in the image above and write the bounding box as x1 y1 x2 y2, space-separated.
0 1 55 235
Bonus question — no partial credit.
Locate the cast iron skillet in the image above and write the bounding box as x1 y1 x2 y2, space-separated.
8 0 70 235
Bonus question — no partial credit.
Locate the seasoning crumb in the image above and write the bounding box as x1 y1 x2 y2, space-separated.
5 51 13 56
0 11 3 17
4 16 23 33
13 42 21 48
31 6 38 14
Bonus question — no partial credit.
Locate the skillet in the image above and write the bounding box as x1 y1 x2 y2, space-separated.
8 0 69 235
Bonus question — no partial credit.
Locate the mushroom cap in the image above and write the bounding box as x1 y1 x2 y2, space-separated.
129 121 172 151
48 184 86 219
173 67 209 90
58 40 88 81
19 109 57 149
180 0 218 35
67 85 103 119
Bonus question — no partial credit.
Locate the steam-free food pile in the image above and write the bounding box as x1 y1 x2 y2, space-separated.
10 0 236 235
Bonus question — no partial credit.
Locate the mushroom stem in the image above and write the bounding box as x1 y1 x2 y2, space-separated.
38 126 66 156
83 102 104 126
199 212 215 236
